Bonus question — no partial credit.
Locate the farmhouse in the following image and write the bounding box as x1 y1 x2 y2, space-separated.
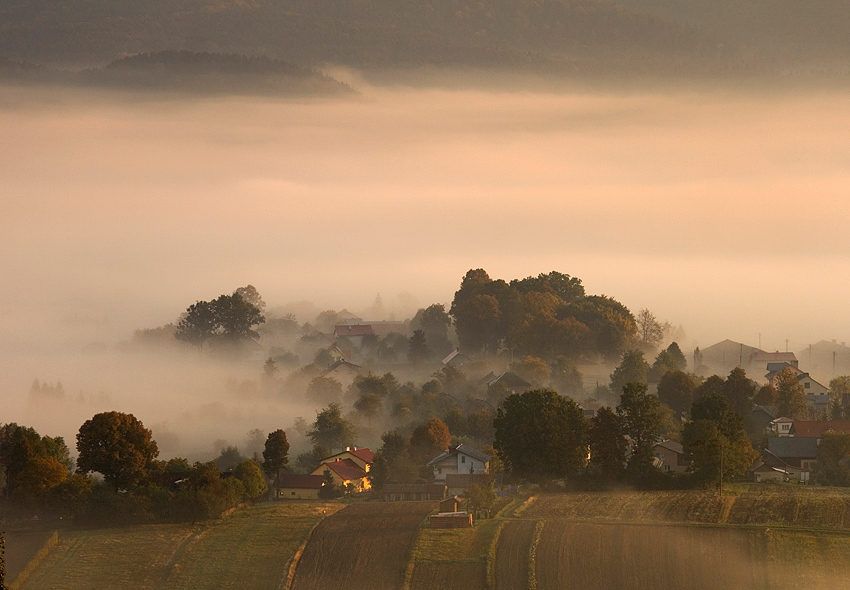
319 446 375 472
653 440 688 474
320 359 362 388
274 473 324 499
767 437 817 481
428 444 490 483
311 458 371 492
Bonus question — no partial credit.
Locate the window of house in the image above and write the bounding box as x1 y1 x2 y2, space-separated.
291 491 295 496
804 382 811 389
461 456 466 463
438 467 441 474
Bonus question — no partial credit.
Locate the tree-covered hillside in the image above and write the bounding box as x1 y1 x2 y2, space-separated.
0 0 730 73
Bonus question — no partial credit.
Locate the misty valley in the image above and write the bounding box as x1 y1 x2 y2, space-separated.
4 1 850 586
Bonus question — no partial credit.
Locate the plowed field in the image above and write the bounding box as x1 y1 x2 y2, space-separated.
410 561 486 590
290 501 436 590
494 520 535 590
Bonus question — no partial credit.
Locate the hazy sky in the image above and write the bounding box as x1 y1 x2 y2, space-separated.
3 82 849 354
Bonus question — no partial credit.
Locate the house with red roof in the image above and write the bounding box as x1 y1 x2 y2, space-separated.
311 457 371 492
319 446 375 472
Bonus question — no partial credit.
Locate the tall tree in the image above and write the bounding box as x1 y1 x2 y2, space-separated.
407 330 431 365
307 403 356 452
494 389 587 482
657 370 697 418
776 367 808 419
409 419 451 465
635 308 664 351
305 376 343 406
175 300 218 349
262 430 290 497
684 393 758 484
722 367 757 416
587 407 627 483
617 383 663 478
76 412 158 491
610 350 650 394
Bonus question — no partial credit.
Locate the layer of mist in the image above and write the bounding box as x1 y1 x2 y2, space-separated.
3 76 849 454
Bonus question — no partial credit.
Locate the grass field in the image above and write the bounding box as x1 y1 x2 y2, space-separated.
290 501 436 590
17 502 342 590
14 486 850 589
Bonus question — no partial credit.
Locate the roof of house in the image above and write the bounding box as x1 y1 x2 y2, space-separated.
442 349 470 365
771 417 793 423
766 362 796 373
791 421 850 438
274 473 324 489
320 458 368 481
322 359 361 374
752 351 798 363
760 449 791 470
808 394 830 404
334 324 375 337
752 405 778 419
654 440 684 455
322 447 376 465
767 436 819 459
487 372 532 389
428 444 491 466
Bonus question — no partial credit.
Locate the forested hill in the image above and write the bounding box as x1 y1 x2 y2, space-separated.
2 0 848 78
0 51 355 95
0 0 737 76
615 0 850 70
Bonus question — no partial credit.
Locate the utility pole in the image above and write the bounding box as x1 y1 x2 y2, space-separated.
785 339 790 353
834 351 838 376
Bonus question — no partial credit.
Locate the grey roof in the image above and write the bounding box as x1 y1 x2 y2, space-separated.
767 437 819 459
752 405 779 419
428 444 491 466
488 372 531 388
654 440 684 455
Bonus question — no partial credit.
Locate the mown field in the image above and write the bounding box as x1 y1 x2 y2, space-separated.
15 502 342 590
522 486 850 529
12 487 850 589
290 501 436 590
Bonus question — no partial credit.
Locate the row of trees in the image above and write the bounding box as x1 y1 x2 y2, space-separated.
493 383 758 488
0 413 298 525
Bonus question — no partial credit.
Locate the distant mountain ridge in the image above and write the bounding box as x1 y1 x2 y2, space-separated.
0 50 355 95
1 0 848 77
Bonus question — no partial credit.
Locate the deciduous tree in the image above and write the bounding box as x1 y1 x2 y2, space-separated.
776 367 808 419
308 403 356 452
494 389 587 481
656 370 697 419
616 383 663 478
262 430 290 490
610 350 650 394
76 412 158 491
587 407 627 483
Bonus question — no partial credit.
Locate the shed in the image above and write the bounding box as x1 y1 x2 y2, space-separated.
439 496 462 513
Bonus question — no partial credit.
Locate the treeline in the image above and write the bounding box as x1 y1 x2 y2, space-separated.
0 51 354 96
0 414 275 526
0 0 736 75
